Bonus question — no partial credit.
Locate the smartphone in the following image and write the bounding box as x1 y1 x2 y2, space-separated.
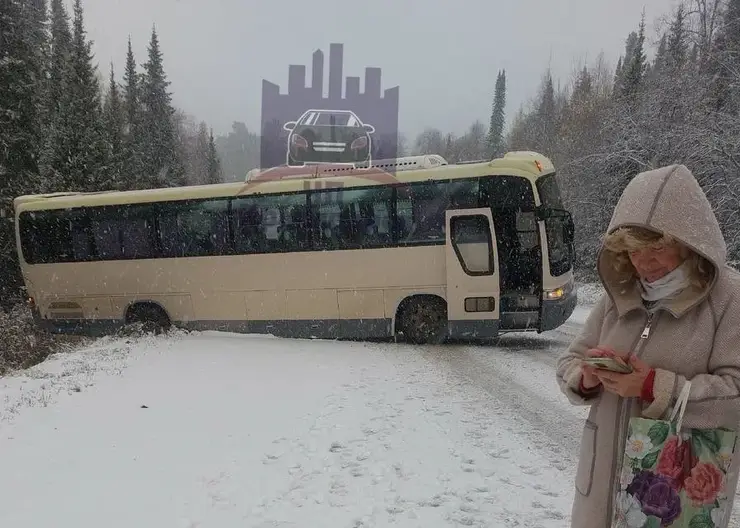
582 356 633 374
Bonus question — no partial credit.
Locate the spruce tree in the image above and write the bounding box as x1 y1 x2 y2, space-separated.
486 69 507 159
0 0 47 197
0 0 48 300
653 34 668 74
206 129 223 184
620 15 647 98
65 0 105 190
39 0 73 190
103 64 125 189
140 27 185 187
571 66 593 104
120 38 145 189
536 71 556 155
666 5 687 70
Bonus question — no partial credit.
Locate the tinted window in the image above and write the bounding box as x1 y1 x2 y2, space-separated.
19 209 91 263
480 175 536 211
397 180 479 244
157 200 230 258
311 187 392 249
233 193 308 253
536 174 564 209
90 205 156 260
535 174 572 276
450 214 493 275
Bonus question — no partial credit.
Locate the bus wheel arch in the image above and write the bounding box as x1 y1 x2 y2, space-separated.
394 294 448 344
124 301 171 334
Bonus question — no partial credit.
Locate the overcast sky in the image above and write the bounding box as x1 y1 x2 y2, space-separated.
78 0 678 139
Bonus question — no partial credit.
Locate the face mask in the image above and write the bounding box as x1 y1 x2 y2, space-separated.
639 261 691 302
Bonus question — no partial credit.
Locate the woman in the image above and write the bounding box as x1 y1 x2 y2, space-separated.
556 164 740 528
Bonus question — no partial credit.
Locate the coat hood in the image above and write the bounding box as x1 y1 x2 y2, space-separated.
597 164 727 316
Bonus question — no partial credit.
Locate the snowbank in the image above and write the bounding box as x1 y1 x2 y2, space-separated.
0 305 87 376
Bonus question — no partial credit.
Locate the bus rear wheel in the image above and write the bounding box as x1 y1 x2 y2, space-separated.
125 303 171 335
397 296 448 345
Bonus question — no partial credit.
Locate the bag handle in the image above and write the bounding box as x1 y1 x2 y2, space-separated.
669 380 692 435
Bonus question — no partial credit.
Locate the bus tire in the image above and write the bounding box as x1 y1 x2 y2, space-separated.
125 303 171 335
397 296 448 345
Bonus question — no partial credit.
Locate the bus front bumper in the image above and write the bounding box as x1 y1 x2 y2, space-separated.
540 286 578 332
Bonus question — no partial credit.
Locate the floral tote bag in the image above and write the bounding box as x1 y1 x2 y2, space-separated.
615 381 738 528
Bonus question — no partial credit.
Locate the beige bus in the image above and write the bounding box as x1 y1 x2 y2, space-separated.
13 151 577 344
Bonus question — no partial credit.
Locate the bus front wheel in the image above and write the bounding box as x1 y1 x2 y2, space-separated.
397 296 448 345
125 303 171 335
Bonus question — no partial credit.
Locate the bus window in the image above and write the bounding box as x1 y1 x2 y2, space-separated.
90 205 156 260
479 176 539 292
450 215 494 275
310 187 393 250
19 209 91 263
157 200 230 258
397 180 478 245
233 193 308 253
535 174 572 277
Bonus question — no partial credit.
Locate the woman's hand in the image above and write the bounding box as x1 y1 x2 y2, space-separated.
595 355 652 398
581 347 615 389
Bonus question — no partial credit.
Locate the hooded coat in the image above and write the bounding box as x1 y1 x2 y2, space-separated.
556 164 740 527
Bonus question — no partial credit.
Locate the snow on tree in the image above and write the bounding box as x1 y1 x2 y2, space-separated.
486 69 506 159
139 27 185 188
103 64 125 189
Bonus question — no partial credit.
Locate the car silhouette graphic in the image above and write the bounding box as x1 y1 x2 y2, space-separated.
283 109 375 167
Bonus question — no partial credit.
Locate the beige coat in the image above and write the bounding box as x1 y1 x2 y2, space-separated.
556 164 740 528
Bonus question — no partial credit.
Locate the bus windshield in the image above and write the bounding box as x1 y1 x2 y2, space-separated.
536 174 573 277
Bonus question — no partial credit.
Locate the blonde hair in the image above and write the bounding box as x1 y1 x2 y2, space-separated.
602 226 714 289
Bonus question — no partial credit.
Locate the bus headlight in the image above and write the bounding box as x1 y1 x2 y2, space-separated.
544 287 565 300
543 279 574 301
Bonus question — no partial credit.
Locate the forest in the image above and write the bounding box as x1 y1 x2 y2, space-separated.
3 0 740 313
216 2 740 276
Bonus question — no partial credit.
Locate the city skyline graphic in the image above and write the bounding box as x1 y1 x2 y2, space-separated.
260 43 400 170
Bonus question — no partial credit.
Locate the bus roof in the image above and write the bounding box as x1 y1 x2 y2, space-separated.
14 151 555 212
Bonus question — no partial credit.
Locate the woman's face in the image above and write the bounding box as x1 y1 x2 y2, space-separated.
628 242 684 283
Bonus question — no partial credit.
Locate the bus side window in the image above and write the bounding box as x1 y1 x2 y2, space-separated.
19 209 77 263
310 187 392 250
159 200 229 258
398 181 478 244
233 194 308 253
233 199 264 253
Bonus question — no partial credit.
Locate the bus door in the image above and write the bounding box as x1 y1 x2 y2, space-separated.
445 208 501 339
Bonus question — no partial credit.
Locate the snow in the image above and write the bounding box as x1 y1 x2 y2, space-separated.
0 329 583 527
1 286 736 527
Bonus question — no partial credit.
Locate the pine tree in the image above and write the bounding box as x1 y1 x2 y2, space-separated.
0 0 47 195
0 0 49 300
571 66 593 103
119 38 145 189
103 64 125 189
140 27 184 187
666 5 687 71
46 0 71 115
64 0 105 190
486 69 507 159
39 0 73 189
613 56 623 94
653 34 668 74
123 38 139 133
206 129 222 184
536 71 557 154
710 0 740 112
620 14 647 98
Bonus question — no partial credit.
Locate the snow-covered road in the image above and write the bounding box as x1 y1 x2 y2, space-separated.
0 305 737 527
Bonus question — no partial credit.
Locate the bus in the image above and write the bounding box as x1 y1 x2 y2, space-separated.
13 151 577 344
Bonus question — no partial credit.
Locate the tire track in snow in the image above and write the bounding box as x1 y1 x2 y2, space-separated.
413 327 589 472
